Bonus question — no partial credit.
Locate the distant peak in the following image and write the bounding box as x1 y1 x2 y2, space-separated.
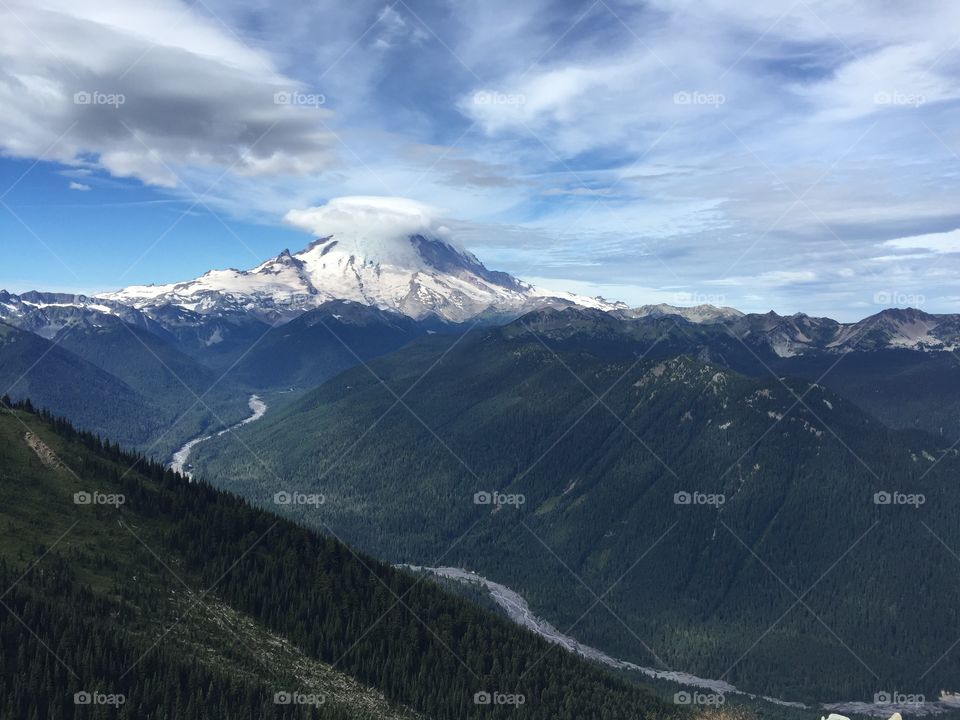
624 303 744 323
874 306 929 318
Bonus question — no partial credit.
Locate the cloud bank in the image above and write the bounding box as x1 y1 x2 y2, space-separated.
0 0 336 187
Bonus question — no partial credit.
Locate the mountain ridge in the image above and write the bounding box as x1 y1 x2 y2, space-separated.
5 280 958 359
3 221 959 356
510 304 960 357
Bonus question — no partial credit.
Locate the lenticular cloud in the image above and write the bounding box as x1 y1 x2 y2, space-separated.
283 196 460 251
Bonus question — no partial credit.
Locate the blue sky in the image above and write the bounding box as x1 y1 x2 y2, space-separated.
2 0 960 320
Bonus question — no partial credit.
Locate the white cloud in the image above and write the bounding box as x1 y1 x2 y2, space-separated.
0 0 337 187
284 196 464 250
883 228 960 255
461 61 644 137
800 43 957 122
708 270 817 287
68 181 91 191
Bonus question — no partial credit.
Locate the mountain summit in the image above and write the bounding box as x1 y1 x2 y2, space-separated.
102 197 620 322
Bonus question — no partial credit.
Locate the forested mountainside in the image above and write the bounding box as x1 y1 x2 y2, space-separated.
0 299 445 458
501 307 960 441
191 323 960 703
0 399 689 719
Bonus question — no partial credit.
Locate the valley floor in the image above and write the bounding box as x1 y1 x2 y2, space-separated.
406 565 960 718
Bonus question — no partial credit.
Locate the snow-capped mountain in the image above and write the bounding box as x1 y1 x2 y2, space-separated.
101 231 621 323
0 290 161 339
3 195 958 353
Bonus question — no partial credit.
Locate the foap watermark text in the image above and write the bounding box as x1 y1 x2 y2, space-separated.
474 690 525 706
74 691 125 707
474 490 525 508
674 491 725 507
674 691 725 706
274 691 326 706
274 490 325 507
74 491 125 508
874 491 925 508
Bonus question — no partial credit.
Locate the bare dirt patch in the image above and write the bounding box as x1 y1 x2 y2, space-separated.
24 431 67 472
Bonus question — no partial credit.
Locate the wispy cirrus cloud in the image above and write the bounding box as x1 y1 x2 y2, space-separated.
883 229 960 255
